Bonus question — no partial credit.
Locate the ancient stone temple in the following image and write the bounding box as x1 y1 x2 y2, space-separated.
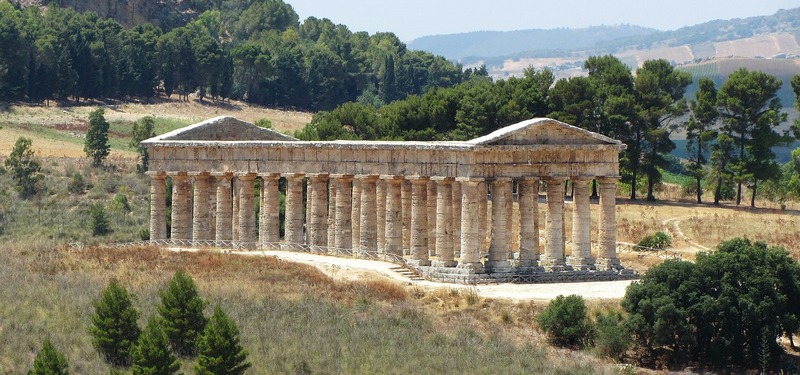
143 116 629 281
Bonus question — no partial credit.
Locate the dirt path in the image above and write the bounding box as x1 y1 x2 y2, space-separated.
662 215 711 252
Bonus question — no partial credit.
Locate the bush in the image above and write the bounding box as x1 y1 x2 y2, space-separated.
110 194 131 214
637 231 671 250
131 317 181 375
67 173 86 195
90 204 111 236
536 295 592 348
593 309 630 360
29 338 69 375
255 118 272 128
90 279 141 367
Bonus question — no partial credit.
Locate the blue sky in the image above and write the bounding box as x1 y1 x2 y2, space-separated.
286 0 799 41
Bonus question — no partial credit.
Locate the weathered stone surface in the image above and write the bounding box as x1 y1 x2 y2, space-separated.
284 174 305 244
148 172 167 241
433 178 455 267
170 172 190 241
237 174 257 249
260 174 280 244
409 177 430 266
333 175 353 251
214 173 233 242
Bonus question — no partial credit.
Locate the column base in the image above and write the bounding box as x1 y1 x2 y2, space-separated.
432 260 458 268
567 257 597 271
486 260 513 273
457 262 485 273
596 257 623 271
514 259 543 273
540 257 572 272
407 259 431 267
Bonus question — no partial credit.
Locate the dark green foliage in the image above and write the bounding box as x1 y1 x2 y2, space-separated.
4 137 44 199
636 231 672 250
623 238 800 368
195 306 250 375
28 338 69 375
110 194 132 214
158 270 207 357
255 118 272 128
131 317 181 375
90 279 141 367
131 117 156 174
66 173 86 195
85 108 110 167
89 203 111 236
686 77 719 203
536 295 592 348
593 309 630 360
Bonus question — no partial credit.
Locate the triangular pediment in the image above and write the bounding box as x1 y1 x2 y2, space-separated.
468 118 622 146
144 116 297 143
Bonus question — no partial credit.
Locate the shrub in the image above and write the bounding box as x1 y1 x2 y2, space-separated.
67 173 86 195
255 118 272 128
5 137 44 199
110 194 132 214
29 338 69 375
536 295 592 348
131 317 181 375
90 204 111 236
593 309 630 360
637 231 671 250
90 279 141 367
195 306 251 375
158 270 207 357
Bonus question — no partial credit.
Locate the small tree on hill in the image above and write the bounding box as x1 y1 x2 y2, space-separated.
131 317 181 375
90 279 141 367
5 137 44 199
158 270 207 357
28 338 69 375
85 108 110 167
90 203 111 236
130 116 156 173
195 306 251 375
536 294 593 348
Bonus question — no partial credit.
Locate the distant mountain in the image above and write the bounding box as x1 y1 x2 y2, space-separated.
409 7 800 66
407 25 658 61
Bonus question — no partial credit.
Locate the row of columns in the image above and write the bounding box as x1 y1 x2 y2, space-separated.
148 172 620 272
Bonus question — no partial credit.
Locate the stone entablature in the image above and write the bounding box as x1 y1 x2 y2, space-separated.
143 116 628 277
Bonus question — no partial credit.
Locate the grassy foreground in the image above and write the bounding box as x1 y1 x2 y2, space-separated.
0 243 615 374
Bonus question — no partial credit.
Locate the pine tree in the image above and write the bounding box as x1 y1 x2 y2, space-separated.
28 338 69 375
89 279 141 367
131 317 181 375
158 270 207 357
195 306 251 375
85 108 110 167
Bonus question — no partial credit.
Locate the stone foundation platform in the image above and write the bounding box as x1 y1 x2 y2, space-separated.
416 265 638 284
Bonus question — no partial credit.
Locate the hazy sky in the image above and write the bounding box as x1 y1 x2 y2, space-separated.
286 0 799 41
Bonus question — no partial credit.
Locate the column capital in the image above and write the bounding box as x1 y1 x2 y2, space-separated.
407 175 430 181
211 171 233 178
259 173 281 179
518 176 539 182
307 173 330 180
430 176 455 182
570 176 591 183
598 176 621 184
168 171 189 179
379 175 405 181
146 171 166 179
284 173 305 181
331 174 354 181
455 177 483 183
235 172 257 180
355 174 379 181
189 171 211 178
486 177 512 183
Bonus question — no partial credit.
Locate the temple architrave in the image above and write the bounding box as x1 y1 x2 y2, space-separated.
142 116 630 281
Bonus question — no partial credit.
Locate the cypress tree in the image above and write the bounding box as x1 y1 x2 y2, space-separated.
85 108 110 167
131 317 181 375
195 306 251 375
157 270 207 357
28 338 69 375
89 279 141 367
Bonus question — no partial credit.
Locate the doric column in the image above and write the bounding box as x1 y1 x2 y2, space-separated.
426 180 437 257
232 178 239 242
568 178 595 270
478 181 488 255
208 176 217 241
148 172 167 241
214 173 233 243
409 177 430 266
488 178 512 272
451 181 462 260
284 174 305 245
260 174 281 248
433 177 456 267
358 175 379 255
383 176 403 256
401 179 411 256
327 179 336 249
333 175 353 251
169 172 191 241
457 178 484 273
597 177 622 270
542 178 568 271
192 172 211 243
517 178 540 271
307 174 329 252
237 174 257 249
351 179 361 250
376 179 386 254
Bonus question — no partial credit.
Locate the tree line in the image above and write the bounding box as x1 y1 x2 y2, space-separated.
298 55 800 207
0 0 479 110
